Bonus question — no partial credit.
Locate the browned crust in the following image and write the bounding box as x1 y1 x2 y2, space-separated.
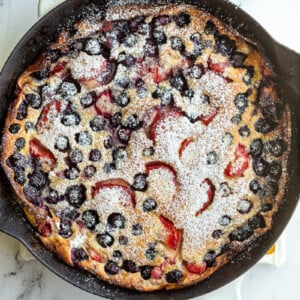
0 4 291 292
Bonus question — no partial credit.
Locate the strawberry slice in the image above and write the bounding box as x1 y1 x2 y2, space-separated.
159 215 182 250
51 61 67 75
92 178 135 207
100 20 113 33
199 108 218 126
184 261 207 274
224 144 249 177
38 222 52 237
195 178 215 216
151 266 163 279
94 90 113 118
208 58 230 74
179 137 194 157
29 138 56 167
149 109 184 141
37 100 61 130
88 249 104 263
146 161 177 184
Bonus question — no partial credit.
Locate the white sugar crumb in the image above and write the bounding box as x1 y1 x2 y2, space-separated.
69 52 106 80
70 232 87 248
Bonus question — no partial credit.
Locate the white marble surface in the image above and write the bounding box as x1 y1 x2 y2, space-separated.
0 0 300 299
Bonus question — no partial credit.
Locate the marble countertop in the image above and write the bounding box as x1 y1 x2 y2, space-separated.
0 1 300 299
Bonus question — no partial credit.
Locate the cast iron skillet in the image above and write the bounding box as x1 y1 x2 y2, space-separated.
0 0 300 299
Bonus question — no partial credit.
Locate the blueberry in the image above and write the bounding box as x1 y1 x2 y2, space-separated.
96 232 114 248
260 102 283 123
117 127 131 144
249 139 263 157
138 23 152 36
252 157 270 177
14 168 26 185
153 27 167 44
58 207 79 221
219 182 231 197
237 199 253 214
122 114 141 130
69 149 83 164
152 87 173 106
249 179 262 195
140 265 153 280
58 79 80 99
183 89 194 98
169 69 188 94
82 210 99 230
16 101 28 120
113 147 127 162
6 153 26 169
84 165 96 178
243 66 254 85
165 269 183 283
144 39 159 57
268 161 282 180
64 167 79 180
204 250 216 267
212 230 222 239
238 125 250 137
61 109 81 126
215 34 236 56
45 189 59 204
119 235 128 245
207 151 218 165
23 184 41 204
132 173 147 191
89 116 106 132
261 203 273 212
234 93 248 113
71 248 88 264
123 259 139 273
75 131 92 146
112 250 123 261
186 64 204 79
25 122 34 131
131 224 142 236
248 215 266 230
103 162 116 174
231 52 247 68
99 60 117 85
9 123 20 134
103 136 113 149
114 92 130 107
204 20 217 35
190 32 202 44
55 136 69 151
124 34 138 47
104 260 120 275
26 93 42 109
229 226 253 242
254 118 277 134
83 38 102 55
218 215 231 226
266 139 287 157
46 49 63 63
116 77 130 89
107 213 125 229
173 12 191 27
59 221 73 238
65 185 86 208
80 91 96 108
89 149 101 162
231 114 241 125
109 112 122 128
142 198 157 212
117 52 136 67
145 247 157 260
142 147 154 157
151 15 170 26
15 138 25 150
31 67 50 80
262 180 279 197
28 170 48 190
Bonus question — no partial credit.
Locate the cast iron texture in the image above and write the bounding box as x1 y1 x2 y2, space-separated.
0 0 300 299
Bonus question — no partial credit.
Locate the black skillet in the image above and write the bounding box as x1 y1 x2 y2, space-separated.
0 0 300 299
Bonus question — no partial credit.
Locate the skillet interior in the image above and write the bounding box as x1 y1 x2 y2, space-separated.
0 0 300 299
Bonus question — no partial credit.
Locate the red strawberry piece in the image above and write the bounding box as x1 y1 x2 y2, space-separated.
199 108 218 126
224 144 249 177
151 266 163 279
149 109 184 141
159 215 181 250
100 20 113 33
51 61 67 75
94 90 113 118
208 58 230 74
184 261 207 274
88 249 104 263
195 178 215 216
37 100 61 130
29 138 56 167
145 161 177 184
179 137 194 157
38 222 52 237
92 178 135 207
